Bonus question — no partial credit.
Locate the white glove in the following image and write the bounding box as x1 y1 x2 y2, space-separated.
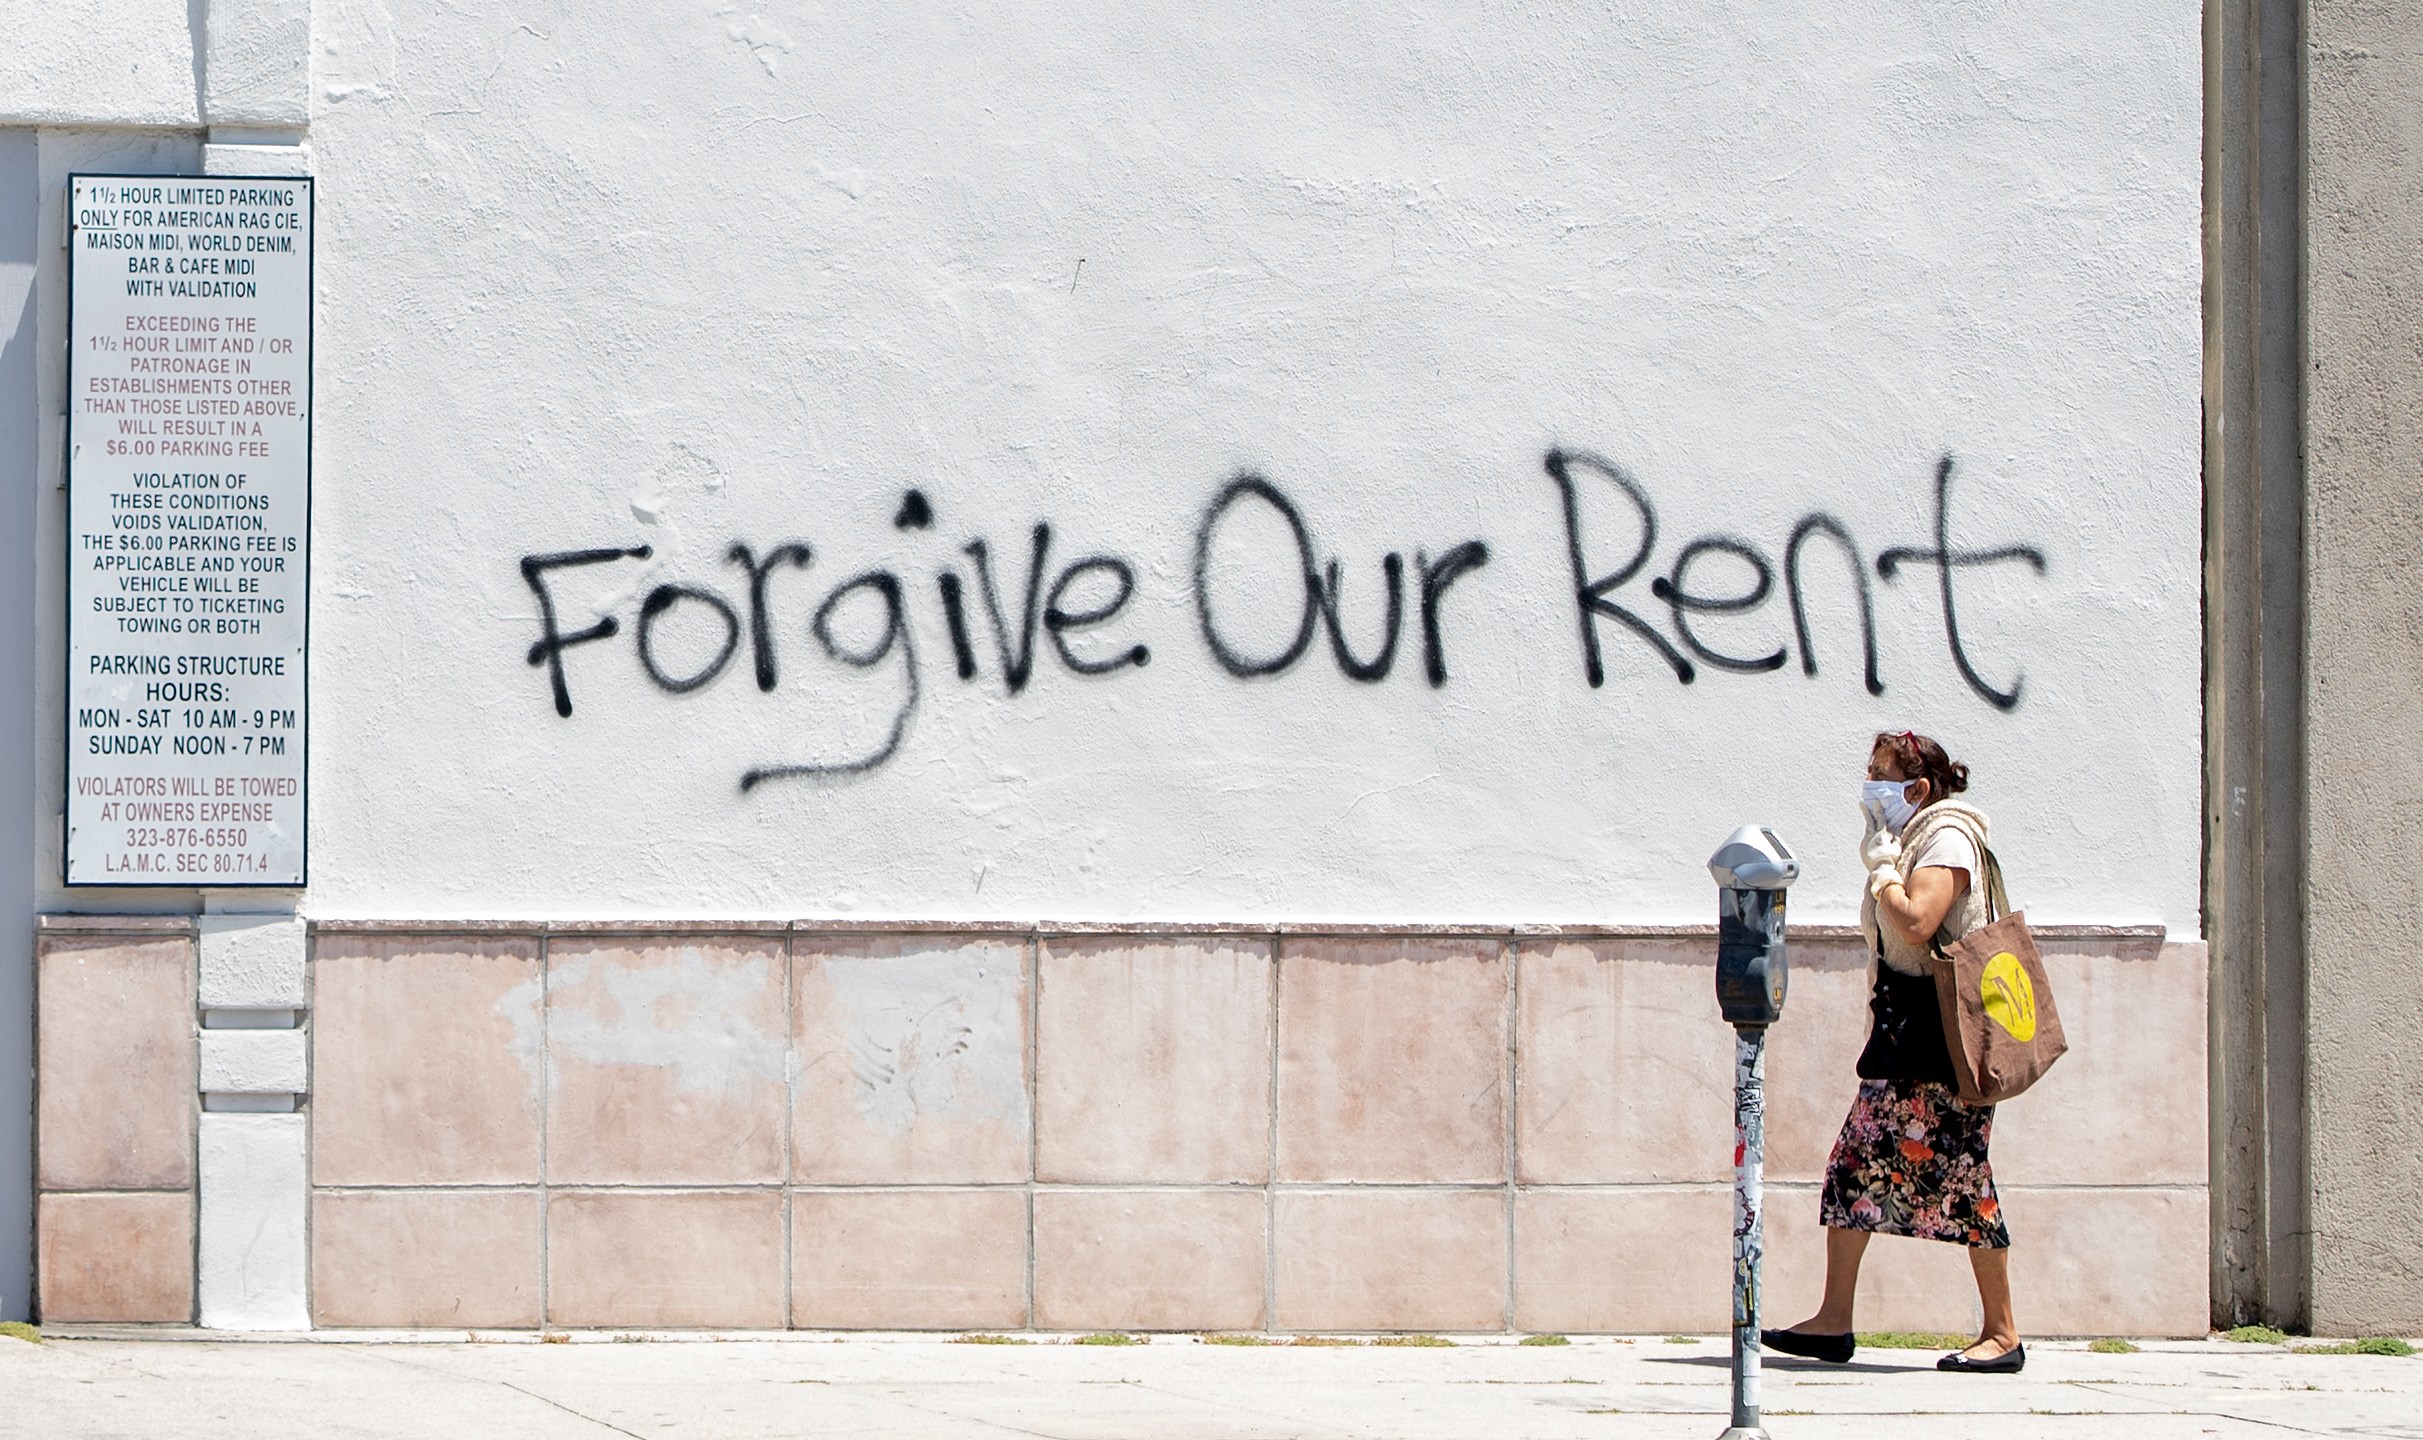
1867 863 1902 901
1858 799 1903 872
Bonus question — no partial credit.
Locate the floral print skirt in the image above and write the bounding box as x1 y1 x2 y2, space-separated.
1818 1078 2009 1249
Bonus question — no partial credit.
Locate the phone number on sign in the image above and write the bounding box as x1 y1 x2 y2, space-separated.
122 827 250 849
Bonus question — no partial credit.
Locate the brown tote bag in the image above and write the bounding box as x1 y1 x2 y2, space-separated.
1926 849 2067 1104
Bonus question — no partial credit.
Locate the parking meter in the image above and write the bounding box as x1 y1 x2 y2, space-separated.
1708 825 1799 1028
1707 824 1798 1440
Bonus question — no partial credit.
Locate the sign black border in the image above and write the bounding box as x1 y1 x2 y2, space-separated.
62 171 314 889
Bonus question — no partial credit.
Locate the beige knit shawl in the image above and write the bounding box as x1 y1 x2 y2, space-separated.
1860 799 1992 976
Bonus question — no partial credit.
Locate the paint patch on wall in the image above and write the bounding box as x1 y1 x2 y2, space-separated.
813 943 1029 1140
546 947 786 1096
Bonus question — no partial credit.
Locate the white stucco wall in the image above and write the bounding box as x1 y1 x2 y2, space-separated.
0 0 201 129
35 1 2205 926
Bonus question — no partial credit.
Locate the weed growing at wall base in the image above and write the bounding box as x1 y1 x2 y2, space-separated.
2294 1337 2415 1356
1857 1332 1972 1350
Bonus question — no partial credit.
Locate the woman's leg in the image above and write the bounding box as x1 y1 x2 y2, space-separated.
1785 1225 1870 1333
1963 1245 2019 1359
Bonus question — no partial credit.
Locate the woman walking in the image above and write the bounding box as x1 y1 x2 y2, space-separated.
1764 729 2024 1373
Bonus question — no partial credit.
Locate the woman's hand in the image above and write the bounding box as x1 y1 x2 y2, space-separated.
1858 799 1903 874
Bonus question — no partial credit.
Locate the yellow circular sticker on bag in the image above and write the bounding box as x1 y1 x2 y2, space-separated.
1980 952 2037 1041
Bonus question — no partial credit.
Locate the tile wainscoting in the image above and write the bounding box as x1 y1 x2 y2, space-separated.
32 917 2208 1334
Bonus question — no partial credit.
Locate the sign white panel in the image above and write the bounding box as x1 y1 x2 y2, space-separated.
65 174 312 887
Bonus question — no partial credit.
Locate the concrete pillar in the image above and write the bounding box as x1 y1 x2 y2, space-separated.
2299 0 2423 1338
197 913 309 1329
190 0 315 1332
2204 0 2311 1333
0 128 39 1323
199 0 312 131
2210 0 2423 1337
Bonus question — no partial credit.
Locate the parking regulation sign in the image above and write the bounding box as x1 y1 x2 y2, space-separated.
64 174 313 886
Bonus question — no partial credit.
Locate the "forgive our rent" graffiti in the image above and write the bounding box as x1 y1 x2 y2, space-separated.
518 449 2049 789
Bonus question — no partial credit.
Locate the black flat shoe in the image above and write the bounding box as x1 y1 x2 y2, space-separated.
1936 1342 2025 1373
1761 1328 1855 1364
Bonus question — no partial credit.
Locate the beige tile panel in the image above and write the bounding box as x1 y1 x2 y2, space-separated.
36 935 194 1190
1036 937 1271 1184
1512 1187 1731 1334
311 936 543 1187
1755 937 1884 1184
547 937 788 1185
37 1191 192 1323
1763 935 2209 1191
1274 1189 1506 1332
1034 1189 1266 1332
1762 1183 2210 1338
1512 936 1965 1186
1516 939 1735 1185
1278 939 1507 1183
793 937 1031 1185
1999 1186 2209 1337
311 1190 541 1328
790 1189 1028 1330
547 1190 785 1329
1991 940 2207 1187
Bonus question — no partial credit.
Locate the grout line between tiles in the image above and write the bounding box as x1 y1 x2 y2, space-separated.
1024 932 1038 1330
781 929 795 1332
536 931 551 1329
1503 937 1519 1334
1265 929 1281 1332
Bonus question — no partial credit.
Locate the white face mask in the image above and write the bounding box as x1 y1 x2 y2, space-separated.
1862 777 1920 831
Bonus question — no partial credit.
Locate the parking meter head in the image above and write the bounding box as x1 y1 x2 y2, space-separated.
1710 826 1796 1027
1707 825 1800 890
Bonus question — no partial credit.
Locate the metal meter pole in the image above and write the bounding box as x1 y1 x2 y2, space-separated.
1723 1024 1770 1440
1706 823 1795 1440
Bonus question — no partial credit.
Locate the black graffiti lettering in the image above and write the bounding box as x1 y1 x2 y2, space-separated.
725 542 811 692
1876 455 2048 712
964 524 1052 695
636 583 742 694
937 571 979 680
1784 515 1884 696
520 545 652 717
1416 542 1489 687
1650 536 1786 674
519 450 2052 789
1314 553 1403 683
1044 556 1149 675
741 570 919 789
1543 449 1694 685
1194 475 1318 679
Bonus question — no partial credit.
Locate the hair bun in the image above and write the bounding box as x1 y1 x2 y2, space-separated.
1871 730 1970 799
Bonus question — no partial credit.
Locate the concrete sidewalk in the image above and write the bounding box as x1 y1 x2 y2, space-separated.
2 1331 2418 1439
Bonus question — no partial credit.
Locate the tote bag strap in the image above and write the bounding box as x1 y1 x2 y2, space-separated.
1981 847 2010 922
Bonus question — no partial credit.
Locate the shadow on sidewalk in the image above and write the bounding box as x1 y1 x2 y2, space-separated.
1643 1354 1919 1375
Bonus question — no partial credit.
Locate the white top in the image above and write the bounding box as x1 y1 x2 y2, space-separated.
1909 826 1980 880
